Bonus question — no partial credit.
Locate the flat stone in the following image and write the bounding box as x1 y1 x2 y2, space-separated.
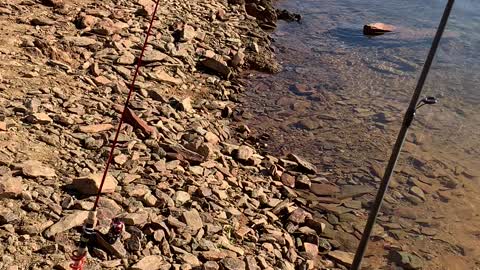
180 253 201 267
204 132 219 144
201 57 231 78
24 113 52 124
21 160 56 178
201 251 229 261
44 211 89 238
31 17 55 26
310 183 340 196
143 50 168 63
130 255 164 270
151 70 182 85
410 186 426 201
182 209 203 232
287 153 317 174
118 212 149 226
221 257 246 270
327 250 354 267
63 36 97 47
123 108 154 135
0 176 23 198
79 124 114 133
281 173 296 188
117 51 136 65
95 232 127 258
72 173 118 195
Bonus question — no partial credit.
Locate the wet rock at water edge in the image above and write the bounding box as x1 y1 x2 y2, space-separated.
363 23 394 36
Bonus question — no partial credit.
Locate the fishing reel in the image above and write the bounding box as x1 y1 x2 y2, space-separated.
106 218 125 244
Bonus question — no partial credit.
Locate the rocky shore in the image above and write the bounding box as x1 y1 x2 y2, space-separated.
0 0 364 269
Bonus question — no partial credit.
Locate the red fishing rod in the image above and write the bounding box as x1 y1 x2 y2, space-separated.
70 1 161 269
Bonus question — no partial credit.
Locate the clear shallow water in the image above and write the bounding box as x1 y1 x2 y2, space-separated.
243 0 480 268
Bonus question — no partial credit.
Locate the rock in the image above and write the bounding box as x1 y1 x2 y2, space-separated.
327 250 354 267
117 51 136 65
21 160 56 178
79 124 114 133
118 212 149 226
204 261 220 270
410 186 426 201
63 36 97 47
151 70 182 85
24 113 53 124
44 211 89 238
123 108 155 135
174 191 191 205
288 208 312 224
179 97 194 113
137 0 156 17
182 209 203 232
245 256 259 270
204 132 219 144
72 173 118 195
287 154 317 174
296 175 311 189
182 24 197 41
143 50 168 63
234 145 254 161
389 251 423 270
281 173 296 188
310 183 340 196
0 176 23 198
180 253 201 267
221 257 246 270
41 0 64 8
76 14 97 29
303 242 318 259
201 58 232 78
0 121 6 131
31 17 55 26
130 255 164 270
232 49 245 67
201 251 229 261
363 23 394 36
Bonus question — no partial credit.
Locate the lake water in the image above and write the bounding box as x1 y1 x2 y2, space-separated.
241 0 480 268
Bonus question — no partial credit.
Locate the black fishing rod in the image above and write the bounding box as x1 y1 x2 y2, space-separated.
351 0 455 269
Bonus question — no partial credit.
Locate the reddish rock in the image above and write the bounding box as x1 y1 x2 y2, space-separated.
123 108 154 135
281 173 296 188
288 208 312 224
363 23 394 36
